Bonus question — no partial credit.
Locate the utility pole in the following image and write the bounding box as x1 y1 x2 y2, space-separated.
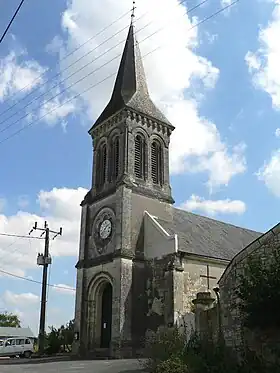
29 221 62 355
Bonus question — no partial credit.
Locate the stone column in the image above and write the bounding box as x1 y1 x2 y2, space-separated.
192 292 215 339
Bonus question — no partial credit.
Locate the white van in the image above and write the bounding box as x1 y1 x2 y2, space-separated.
0 337 34 358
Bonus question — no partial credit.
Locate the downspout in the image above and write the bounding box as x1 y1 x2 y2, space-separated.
213 287 223 344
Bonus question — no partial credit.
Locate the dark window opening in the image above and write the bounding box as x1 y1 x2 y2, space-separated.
151 140 163 185
135 134 145 179
96 143 107 190
110 137 120 182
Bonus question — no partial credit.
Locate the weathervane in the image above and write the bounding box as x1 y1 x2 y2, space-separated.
131 0 136 23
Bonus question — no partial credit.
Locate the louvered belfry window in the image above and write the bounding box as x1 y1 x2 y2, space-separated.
151 140 162 185
110 136 120 181
96 142 107 189
135 134 145 179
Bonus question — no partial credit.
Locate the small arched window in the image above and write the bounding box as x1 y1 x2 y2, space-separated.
96 142 107 190
134 134 146 179
109 136 120 182
151 140 163 185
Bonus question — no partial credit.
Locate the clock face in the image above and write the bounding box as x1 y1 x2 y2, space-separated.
99 219 112 240
92 207 115 256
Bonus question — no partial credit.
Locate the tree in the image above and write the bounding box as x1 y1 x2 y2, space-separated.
60 319 74 352
236 248 280 331
45 319 74 355
0 312 21 327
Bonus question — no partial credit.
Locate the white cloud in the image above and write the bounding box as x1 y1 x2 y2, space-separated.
3 290 39 307
0 187 86 274
246 2 280 109
221 0 234 4
0 290 69 333
0 188 82 334
219 0 238 16
0 50 45 101
193 143 246 192
55 0 245 189
204 31 218 45
168 100 246 190
257 148 280 196
53 284 75 295
0 41 78 129
45 36 64 55
38 89 77 127
180 194 246 216
245 51 261 73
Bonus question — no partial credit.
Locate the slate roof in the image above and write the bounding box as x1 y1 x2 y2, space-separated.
154 207 262 261
89 23 172 130
0 327 35 339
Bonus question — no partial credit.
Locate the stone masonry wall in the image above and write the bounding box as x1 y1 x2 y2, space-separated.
172 256 225 337
131 255 174 351
219 224 280 356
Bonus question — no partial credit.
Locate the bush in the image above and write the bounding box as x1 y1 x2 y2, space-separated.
44 319 74 355
154 357 188 373
143 324 277 373
45 327 61 355
144 326 186 371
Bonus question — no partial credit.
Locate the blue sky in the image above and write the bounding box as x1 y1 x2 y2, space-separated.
0 0 280 333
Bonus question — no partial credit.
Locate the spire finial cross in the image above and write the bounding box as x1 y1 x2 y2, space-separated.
131 1 136 23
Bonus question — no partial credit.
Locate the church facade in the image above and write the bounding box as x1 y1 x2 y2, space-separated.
72 22 262 358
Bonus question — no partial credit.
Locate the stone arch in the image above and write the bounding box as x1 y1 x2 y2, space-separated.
95 137 108 152
108 127 121 138
87 272 114 350
133 126 149 141
150 133 167 149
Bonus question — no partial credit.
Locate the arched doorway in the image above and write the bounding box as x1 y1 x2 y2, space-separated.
87 275 113 350
100 282 112 348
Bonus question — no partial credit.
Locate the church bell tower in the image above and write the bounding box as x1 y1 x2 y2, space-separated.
73 19 175 357
88 22 174 205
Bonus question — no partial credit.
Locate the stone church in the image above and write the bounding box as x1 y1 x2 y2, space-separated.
72 21 262 358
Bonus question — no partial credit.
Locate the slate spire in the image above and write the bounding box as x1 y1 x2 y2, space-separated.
91 21 171 128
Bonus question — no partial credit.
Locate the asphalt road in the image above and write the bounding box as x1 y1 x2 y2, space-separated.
0 359 145 373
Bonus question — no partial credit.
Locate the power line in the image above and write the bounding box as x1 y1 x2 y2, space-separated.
0 232 44 239
0 0 237 144
0 236 26 268
0 9 131 114
0 0 193 126
0 0 211 137
0 23 131 131
0 0 27 44
0 231 43 270
0 6 152 120
0 0 239 145
0 267 75 291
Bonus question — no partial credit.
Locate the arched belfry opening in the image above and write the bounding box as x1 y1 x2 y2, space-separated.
87 275 113 350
